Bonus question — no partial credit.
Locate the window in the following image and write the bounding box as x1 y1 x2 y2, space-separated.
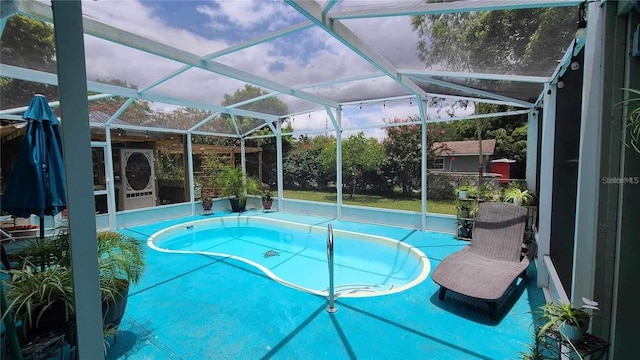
428 157 445 170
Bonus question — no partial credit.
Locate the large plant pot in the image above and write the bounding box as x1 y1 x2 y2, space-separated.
457 225 471 239
102 288 129 330
202 200 213 211
558 322 584 343
27 300 73 337
229 198 246 212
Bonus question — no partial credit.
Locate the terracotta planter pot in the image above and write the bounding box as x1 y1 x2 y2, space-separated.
202 200 213 211
262 200 273 210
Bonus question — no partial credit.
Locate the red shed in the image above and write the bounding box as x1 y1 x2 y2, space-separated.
491 159 515 184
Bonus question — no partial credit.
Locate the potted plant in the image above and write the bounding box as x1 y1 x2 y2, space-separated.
96 230 145 330
466 185 480 199
216 166 260 212
503 188 534 206
456 199 473 218
457 219 473 239
200 192 213 212
536 297 599 343
262 190 273 211
518 332 553 360
2 263 77 336
1 229 145 338
455 185 472 199
478 183 499 201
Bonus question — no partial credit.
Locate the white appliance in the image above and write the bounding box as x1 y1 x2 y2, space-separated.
120 149 156 210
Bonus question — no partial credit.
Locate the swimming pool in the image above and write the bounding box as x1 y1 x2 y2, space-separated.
147 216 430 297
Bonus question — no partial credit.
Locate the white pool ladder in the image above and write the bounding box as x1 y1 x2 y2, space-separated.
326 224 337 313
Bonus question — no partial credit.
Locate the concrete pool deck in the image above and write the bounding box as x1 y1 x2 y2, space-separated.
106 210 544 359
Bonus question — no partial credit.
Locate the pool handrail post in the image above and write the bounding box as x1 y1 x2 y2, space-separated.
326 223 338 313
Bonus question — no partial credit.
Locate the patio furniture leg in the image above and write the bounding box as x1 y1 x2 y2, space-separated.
438 286 447 300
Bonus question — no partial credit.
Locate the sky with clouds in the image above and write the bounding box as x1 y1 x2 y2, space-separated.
54 0 471 138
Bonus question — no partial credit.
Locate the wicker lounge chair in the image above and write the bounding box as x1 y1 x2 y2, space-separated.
432 202 535 320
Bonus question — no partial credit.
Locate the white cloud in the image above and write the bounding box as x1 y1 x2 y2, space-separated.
81 0 228 55
215 27 379 88
342 15 424 69
197 0 301 31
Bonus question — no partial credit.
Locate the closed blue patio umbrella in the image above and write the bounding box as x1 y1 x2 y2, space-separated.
2 94 66 239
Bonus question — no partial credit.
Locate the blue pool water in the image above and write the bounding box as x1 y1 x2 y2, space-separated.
148 216 430 297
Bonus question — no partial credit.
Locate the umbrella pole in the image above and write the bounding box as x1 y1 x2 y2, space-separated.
39 216 45 239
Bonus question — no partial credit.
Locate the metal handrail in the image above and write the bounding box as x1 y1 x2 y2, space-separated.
326 223 337 313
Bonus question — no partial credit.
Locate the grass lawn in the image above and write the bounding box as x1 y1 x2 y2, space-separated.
282 190 457 215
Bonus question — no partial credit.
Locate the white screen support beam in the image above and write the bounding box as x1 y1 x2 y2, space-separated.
105 98 134 126
336 107 343 219
418 97 427 231
0 64 279 122
0 93 113 115
276 120 284 209
187 133 195 215
329 0 581 19
104 127 117 229
286 0 427 99
526 110 539 191
399 69 548 84
572 0 604 305
537 83 557 288
51 1 104 357
139 21 313 93
0 1 17 37
241 138 247 193
230 114 241 137
409 75 534 108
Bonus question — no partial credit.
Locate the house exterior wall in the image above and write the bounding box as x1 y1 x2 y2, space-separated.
443 155 491 173
553 3 640 358
607 4 640 358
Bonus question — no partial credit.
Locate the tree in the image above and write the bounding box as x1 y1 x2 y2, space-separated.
1 15 58 110
222 85 290 184
283 135 334 190
321 132 386 198
222 84 289 117
1 15 56 72
411 4 576 75
383 119 422 195
383 117 449 195
430 104 529 178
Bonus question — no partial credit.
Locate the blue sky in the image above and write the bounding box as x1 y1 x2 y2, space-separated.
140 0 305 36
141 1 217 40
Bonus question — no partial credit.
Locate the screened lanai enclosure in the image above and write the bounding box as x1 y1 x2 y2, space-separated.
1 0 639 358
0 0 581 226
